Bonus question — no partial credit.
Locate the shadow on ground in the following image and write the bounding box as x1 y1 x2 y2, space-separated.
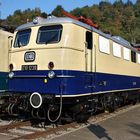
87 124 112 140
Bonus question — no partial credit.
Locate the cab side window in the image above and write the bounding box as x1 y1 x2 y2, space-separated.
131 51 136 63
86 31 92 50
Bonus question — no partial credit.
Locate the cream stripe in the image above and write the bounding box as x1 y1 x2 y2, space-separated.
56 88 140 97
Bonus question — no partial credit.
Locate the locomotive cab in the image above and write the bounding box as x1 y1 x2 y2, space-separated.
9 17 94 93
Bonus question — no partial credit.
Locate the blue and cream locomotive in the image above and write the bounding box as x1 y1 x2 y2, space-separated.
0 29 13 113
0 29 13 92
3 13 140 121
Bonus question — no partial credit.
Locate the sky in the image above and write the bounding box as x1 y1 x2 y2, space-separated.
0 0 137 19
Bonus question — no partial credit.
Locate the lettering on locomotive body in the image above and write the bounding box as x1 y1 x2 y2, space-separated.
24 51 36 62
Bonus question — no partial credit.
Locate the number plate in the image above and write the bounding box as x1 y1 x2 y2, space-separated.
22 65 37 70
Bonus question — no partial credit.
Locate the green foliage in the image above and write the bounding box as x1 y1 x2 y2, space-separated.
51 5 64 17
1 1 140 43
70 0 140 43
3 8 47 29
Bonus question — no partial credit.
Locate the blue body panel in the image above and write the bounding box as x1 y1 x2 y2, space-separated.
0 72 8 91
9 70 140 95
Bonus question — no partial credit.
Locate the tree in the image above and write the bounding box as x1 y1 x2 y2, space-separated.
51 5 64 17
121 3 136 43
6 8 47 27
41 12 47 18
2 0 140 43
126 0 133 6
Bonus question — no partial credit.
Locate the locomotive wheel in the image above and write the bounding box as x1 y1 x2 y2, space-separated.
75 112 90 123
101 94 116 113
132 100 137 105
132 98 138 105
70 103 90 122
113 95 121 110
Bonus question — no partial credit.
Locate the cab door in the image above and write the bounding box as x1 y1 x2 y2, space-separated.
85 31 93 72
85 31 94 94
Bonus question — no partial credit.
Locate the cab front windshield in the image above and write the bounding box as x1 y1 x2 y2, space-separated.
14 29 31 48
13 25 62 48
37 25 62 44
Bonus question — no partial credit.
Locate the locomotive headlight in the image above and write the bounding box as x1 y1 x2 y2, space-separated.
48 71 55 79
8 72 14 79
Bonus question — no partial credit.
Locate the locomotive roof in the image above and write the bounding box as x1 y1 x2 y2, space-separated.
0 29 13 36
16 16 137 52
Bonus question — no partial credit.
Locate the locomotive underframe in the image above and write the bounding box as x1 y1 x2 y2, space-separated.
0 90 140 122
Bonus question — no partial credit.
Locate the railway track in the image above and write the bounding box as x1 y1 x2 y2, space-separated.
0 121 31 133
0 103 140 140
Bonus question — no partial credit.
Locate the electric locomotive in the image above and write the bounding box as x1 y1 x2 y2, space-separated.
0 29 13 113
0 29 13 92
4 13 140 122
